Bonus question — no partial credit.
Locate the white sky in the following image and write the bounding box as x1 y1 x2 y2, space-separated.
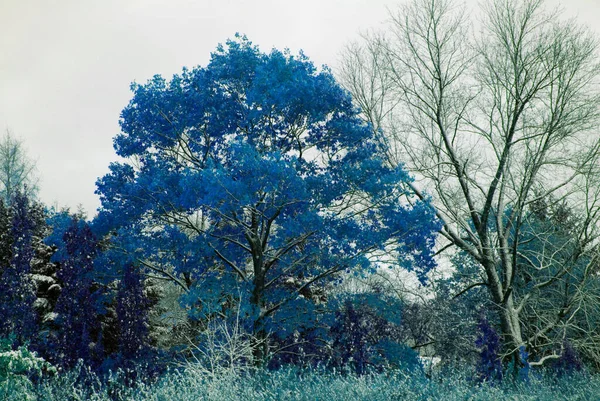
1 0 599 217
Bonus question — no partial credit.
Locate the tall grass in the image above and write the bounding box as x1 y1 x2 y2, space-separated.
3 364 598 401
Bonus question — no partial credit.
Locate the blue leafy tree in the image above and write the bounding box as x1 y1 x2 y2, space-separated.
46 214 103 368
0 192 37 344
94 35 440 364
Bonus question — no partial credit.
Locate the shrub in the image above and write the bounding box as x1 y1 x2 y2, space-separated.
552 340 583 376
0 336 55 401
328 292 420 375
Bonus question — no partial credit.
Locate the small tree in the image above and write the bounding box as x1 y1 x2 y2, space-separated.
49 215 102 368
0 192 37 344
0 199 12 269
552 341 583 376
0 130 38 203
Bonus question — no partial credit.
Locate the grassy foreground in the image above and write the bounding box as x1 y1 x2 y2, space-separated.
2 365 600 401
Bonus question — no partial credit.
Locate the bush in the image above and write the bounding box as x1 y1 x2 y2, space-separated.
0 336 55 401
327 292 419 375
475 315 503 383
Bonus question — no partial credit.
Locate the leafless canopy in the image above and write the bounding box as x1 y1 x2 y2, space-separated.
339 0 600 366
0 130 38 203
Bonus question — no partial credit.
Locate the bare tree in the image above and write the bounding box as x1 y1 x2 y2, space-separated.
0 130 38 203
340 0 600 367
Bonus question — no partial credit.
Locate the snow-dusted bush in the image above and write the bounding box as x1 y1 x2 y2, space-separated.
0 336 55 400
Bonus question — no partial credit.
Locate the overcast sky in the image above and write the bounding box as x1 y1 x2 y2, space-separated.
1 0 599 217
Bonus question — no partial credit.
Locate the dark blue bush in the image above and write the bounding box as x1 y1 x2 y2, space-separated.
475 314 503 383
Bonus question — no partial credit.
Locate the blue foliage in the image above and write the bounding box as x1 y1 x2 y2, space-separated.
94 262 159 386
266 290 420 374
115 263 151 361
94 35 440 364
327 292 419 375
44 211 78 264
45 215 104 368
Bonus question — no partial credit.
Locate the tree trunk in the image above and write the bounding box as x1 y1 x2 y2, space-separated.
499 293 526 370
250 252 268 366
481 255 526 372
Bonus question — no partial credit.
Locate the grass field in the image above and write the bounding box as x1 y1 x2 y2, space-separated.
3 364 599 401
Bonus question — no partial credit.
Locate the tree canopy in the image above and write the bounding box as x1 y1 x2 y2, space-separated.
94 35 439 363
339 0 600 368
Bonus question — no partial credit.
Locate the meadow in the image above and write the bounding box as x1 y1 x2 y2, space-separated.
3 364 599 401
